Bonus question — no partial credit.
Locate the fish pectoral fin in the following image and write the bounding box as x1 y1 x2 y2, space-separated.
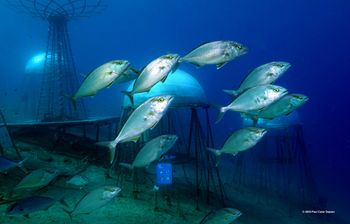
106 81 114 88
159 155 165 161
159 139 166 149
216 62 227 69
150 120 160 130
160 75 168 83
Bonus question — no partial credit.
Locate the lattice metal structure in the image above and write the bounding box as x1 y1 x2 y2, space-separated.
5 1 107 121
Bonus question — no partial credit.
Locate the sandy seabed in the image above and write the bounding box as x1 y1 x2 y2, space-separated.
0 143 339 224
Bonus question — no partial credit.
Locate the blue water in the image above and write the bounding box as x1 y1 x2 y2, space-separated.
0 0 349 223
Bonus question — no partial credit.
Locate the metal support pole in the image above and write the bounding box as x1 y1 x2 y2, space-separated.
96 124 100 142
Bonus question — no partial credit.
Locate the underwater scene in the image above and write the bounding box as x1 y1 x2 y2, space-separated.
0 0 349 223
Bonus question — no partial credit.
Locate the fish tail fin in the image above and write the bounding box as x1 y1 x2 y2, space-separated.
252 117 258 127
62 207 73 223
64 94 77 111
207 148 221 157
17 157 28 173
121 91 134 106
71 96 77 111
129 67 141 75
222 89 238 97
95 140 118 164
215 106 228 124
207 148 222 167
119 163 133 170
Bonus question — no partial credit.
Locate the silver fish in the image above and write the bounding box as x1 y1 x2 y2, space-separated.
217 84 288 123
207 127 266 164
97 95 174 164
248 93 309 120
114 67 139 84
14 168 60 192
119 135 178 169
6 196 56 216
200 208 242 224
181 40 247 69
123 54 180 105
66 186 121 219
66 175 89 189
223 61 291 96
71 60 130 109
0 156 27 173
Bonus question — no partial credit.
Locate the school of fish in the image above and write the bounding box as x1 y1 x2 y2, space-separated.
0 40 309 223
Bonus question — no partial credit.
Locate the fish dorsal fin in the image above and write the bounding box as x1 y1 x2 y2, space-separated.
139 65 147 73
183 41 211 57
235 67 257 90
79 73 86 78
81 68 95 81
199 41 211 46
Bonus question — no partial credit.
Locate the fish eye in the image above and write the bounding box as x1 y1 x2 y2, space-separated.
113 61 123 65
233 43 243 50
157 97 165 102
164 55 174 60
273 88 280 92
105 187 116 192
275 63 284 68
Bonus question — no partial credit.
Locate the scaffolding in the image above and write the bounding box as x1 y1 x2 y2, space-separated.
228 125 318 212
113 105 227 208
5 0 107 121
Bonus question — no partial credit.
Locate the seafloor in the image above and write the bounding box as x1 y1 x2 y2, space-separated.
0 140 337 224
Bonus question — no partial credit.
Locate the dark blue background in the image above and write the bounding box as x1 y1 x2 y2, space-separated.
0 0 349 219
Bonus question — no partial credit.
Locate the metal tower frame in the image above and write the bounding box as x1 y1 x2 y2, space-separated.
5 0 107 121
